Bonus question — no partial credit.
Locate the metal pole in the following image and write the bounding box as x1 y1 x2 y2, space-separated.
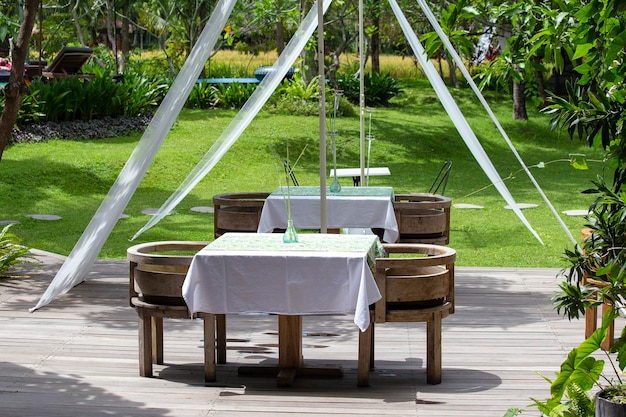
318 0 327 232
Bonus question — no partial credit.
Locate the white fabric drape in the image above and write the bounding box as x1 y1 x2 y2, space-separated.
30 0 238 311
389 0 543 244
414 0 574 245
32 0 548 310
131 0 332 241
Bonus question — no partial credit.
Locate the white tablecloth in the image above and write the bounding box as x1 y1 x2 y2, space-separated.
257 186 399 243
182 233 382 331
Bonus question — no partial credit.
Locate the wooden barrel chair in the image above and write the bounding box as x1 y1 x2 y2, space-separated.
212 192 270 238
358 243 456 386
128 241 226 382
393 194 452 245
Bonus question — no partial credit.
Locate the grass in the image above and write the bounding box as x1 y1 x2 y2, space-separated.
0 76 604 268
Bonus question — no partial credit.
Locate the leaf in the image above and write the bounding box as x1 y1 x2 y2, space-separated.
573 43 594 60
550 328 607 402
569 154 589 170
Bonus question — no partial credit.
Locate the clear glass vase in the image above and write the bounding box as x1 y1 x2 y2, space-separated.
283 219 298 243
330 175 342 193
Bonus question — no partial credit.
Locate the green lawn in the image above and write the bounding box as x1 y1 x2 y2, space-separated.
0 79 604 268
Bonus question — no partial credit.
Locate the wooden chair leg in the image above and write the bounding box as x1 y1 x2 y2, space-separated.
585 304 598 339
426 313 442 385
138 313 153 377
601 302 615 350
216 314 227 364
202 313 217 382
369 321 375 370
152 316 164 364
358 327 372 387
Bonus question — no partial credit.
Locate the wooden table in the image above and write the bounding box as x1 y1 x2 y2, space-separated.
257 186 399 243
182 233 382 386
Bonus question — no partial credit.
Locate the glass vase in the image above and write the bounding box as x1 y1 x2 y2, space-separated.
330 175 342 193
283 219 298 243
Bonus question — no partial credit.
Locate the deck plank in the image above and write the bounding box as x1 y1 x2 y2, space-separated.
0 256 618 416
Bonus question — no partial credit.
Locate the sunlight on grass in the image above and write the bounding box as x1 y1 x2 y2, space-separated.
0 60 605 268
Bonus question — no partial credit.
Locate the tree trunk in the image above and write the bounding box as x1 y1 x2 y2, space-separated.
371 13 380 74
72 0 87 46
276 19 285 55
512 78 528 121
120 0 131 73
446 52 458 88
0 0 39 162
106 0 118 70
533 56 547 107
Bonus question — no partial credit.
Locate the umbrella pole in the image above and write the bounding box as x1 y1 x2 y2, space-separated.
318 0 327 232
358 0 365 187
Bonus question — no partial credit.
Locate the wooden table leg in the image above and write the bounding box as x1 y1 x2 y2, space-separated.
277 315 303 386
238 315 343 386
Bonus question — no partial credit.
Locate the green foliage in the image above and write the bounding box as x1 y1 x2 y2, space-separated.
13 72 167 125
421 0 476 87
265 75 356 117
554 178 626 320
336 72 402 107
215 83 256 109
118 72 169 116
127 51 170 78
0 224 34 276
276 74 320 101
544 81 626 190
186 82 219 109
267 97 320 116
206 61 252 78
13 92 45 124
512 316 626 415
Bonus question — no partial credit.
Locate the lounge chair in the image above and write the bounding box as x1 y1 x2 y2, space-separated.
41 46 94 79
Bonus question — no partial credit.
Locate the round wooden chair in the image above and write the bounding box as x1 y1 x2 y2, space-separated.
127 241 226 382
393 194 452 245
358 243 456 386
212 192 270 238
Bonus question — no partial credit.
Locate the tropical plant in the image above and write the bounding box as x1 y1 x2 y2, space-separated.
527 110 626 417
276 74 320 101
119 72 169 116
215 82 256 109
0 224 35 276
186 81 219 109
336 72 402 107
507 1 626 414
421 0 476 88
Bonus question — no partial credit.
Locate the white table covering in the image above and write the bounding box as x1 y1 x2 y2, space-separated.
182 233 382 331
329 167 391 177
257 186 399 243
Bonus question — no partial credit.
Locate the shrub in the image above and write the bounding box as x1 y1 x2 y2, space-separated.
12 72 167 126
276 74 320 101
118 72 169 116
215 83 256 109
186 82 219 109
336 72 403 106
265 75 356 117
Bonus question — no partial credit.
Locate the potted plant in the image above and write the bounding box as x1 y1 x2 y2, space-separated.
554 181 626 415
516 321 626 417
505 185 626 417
506 2 626 415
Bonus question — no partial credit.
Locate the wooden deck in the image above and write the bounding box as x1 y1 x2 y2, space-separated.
0 250 615 416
